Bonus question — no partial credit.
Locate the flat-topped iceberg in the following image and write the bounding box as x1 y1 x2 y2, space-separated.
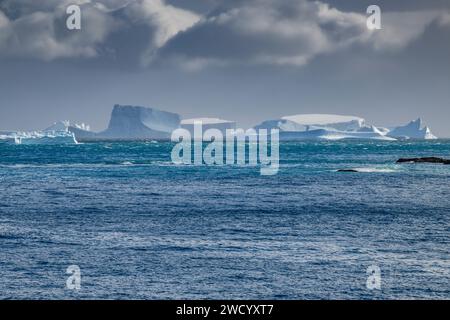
272 127 396 141
256 114 366 132
181 117 236 135
254 114 437 141
97 105 181 140
282 114 365 131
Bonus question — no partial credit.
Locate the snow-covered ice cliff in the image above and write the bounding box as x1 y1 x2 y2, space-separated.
97 105 181 140
254 114 437 141
181 118 236 136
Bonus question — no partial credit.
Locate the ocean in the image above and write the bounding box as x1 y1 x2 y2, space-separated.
0 140 449 299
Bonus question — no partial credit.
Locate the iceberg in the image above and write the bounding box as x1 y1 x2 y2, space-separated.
282 114 365 131
44 120 71 132
276 128 396 141
45 120 90 132
254 114 392 140
44 120 94 140
97 105 181 140
0 124 78 144
1 108 438 143
68 126 96 140
0 133 17 144
254 114 437 141
2 105 182 142
12 131 78 145
181 118 236 136
387 118 437 140
255 114 365 132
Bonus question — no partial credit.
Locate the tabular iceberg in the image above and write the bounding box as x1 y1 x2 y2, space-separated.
97 105 181 140
254 114 437 141
181 118 236 136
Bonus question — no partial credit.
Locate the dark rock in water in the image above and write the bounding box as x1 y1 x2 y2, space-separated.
337 169 359 172
396 157 450 164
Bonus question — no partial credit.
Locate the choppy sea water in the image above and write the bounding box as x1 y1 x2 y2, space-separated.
0 140 449 300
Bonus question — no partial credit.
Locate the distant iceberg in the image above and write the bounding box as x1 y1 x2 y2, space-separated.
9 131 78 145
387 118 437 140
1 108 439 143
45 120 91 133
254 114 437 141
97 105 181 140
42 120 95 140
284 114 365 131
0 120 82 145
0 133 16 144
2 105 183 142
277 127 396 141
181 117 236 136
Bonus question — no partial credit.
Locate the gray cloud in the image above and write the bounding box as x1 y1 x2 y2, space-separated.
367 10 449 51
158 0 365 68
0 0 200 64
0 0 449 69
0 1 117 60
122 0 200 66
160 0 450 69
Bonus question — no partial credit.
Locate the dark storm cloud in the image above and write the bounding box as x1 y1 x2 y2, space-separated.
0 0 200 65
1 0 449 69
157 0 450 69
159 0 366 68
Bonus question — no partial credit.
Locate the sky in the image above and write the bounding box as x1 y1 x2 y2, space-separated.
0 0 449 136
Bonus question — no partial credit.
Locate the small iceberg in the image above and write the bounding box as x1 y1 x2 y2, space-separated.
0 121 81 145
0 135 16 144
9 131 78 145
387 118 437 140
